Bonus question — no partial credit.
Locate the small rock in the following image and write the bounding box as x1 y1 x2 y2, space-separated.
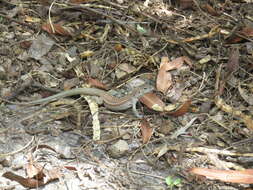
107 140 129 158
1 156 12 167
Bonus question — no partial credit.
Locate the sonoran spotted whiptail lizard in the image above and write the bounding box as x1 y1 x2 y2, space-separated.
2 86 153 118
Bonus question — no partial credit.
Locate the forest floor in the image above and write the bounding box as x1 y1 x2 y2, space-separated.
0 0 253 189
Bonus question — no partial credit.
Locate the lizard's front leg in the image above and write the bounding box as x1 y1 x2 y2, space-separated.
132 98 143 118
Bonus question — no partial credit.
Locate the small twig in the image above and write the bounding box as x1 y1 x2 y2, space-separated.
48 0 56 33
0 136 35 158
170 117 197 139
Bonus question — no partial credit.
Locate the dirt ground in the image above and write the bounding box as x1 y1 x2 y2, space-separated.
0 0 253 189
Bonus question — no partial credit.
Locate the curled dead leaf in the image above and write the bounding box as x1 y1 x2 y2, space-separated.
227 48 239 73
3 172 45 188
87 77 108 90
226 26 253 43
166 100 191 116
179 0 193 9
190 168 253 184
42 23 74 36
156 56 192 94
139 92 165 112
140 119 153 144
201 4 221 16
156 57 172 94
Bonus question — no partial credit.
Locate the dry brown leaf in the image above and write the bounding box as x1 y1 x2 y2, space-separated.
20 41 32 49
25 162 44 179
156 57 173 94
240 27 253 37
64 166 78 171
87 77 108 90
167 99 191 116
42 23 74 36
43 168 62 183
139 92 165 112
140 119 153 144
118 63 136 74
227 48 239 73
3 172 45 188
179 0 193 9
190 168 253 184
226 26 253 43
201 4 221 16
156 56 192 94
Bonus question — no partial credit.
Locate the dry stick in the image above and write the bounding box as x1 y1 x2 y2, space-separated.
48 0 57 33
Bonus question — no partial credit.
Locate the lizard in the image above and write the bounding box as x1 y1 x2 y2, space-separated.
3 86 153 118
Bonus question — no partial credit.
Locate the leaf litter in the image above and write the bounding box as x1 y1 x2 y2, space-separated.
0 0 253 189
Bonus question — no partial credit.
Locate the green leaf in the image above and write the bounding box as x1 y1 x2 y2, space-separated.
165 176 173 186
173 178 181 186
136 24 147 34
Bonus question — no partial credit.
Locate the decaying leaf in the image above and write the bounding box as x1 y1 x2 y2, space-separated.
25 154 44 179
190 168 253 184
118 63 136 74
139 92 165 112
87 77 108 90
166 100 191 117
179 0 193 9
227 48 239 73
201 4 221 16
42 23 74 36
156 56 192 94
226 26 253 43
140 119 153 144
2 144 62 188
156 57 172 94
3 172 45 188
28 34 55 60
